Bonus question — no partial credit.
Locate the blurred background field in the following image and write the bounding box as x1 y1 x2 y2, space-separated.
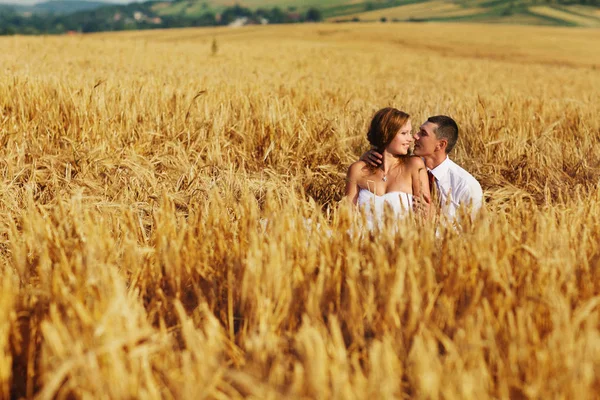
327 0 600 26
1 22 600 398
1 0 599 35
144 0 600 26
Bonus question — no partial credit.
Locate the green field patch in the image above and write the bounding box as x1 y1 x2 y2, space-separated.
154 1 192 15
437 5 574 26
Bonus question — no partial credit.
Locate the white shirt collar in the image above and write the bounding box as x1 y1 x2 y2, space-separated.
429 156 452 182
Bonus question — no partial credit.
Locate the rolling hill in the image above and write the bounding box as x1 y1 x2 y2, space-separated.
324 0 600 27
0 1 113 15
0 0 598 31
150 0 600 26
149 0 408 18
330 0 600 27
33 1 112 14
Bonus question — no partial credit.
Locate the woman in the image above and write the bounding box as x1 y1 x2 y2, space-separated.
345 108 430 228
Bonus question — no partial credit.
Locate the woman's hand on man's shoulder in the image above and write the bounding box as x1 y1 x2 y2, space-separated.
359 149 383 167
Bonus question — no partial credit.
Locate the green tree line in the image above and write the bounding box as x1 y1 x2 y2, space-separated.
0 4 323 35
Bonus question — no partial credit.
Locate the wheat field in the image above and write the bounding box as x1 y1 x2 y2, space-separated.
1 23 600 399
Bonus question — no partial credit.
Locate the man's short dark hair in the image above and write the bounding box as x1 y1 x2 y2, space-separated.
428 115 458 154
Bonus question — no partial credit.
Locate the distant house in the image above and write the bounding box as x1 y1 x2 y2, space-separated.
229 17 248 27
228 16 269 27
150 17 162 25
113 12 122 22
133 11 144 21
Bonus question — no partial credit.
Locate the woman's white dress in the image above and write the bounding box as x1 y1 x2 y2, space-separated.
356 188 413 230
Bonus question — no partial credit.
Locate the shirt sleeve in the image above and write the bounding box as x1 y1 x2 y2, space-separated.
458 181 483 219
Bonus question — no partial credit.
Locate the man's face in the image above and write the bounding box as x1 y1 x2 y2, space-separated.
413 121 439 157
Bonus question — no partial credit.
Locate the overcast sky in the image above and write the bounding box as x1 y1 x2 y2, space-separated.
0 0 143 4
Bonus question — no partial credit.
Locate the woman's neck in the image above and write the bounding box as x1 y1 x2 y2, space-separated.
380 149 399 174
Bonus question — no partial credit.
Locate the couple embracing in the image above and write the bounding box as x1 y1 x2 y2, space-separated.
345 108 482 229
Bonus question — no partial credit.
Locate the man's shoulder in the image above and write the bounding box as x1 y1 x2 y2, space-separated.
446 158 482 193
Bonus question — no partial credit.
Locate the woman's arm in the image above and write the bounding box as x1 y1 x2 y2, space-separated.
344 162 363 206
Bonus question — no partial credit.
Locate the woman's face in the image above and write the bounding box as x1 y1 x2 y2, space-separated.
386 120 413 155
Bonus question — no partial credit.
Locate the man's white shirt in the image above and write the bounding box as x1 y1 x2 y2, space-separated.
429 156 483 221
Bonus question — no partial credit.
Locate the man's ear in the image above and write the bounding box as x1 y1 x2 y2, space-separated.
437 138 448 152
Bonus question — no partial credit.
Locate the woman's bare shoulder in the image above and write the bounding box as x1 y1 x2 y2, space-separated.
405 155 426 170
347 161 369 178
347 160 368 172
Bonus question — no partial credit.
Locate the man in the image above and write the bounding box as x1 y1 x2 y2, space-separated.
363 115 482 222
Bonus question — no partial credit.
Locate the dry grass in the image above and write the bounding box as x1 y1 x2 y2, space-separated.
1 23 600 399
